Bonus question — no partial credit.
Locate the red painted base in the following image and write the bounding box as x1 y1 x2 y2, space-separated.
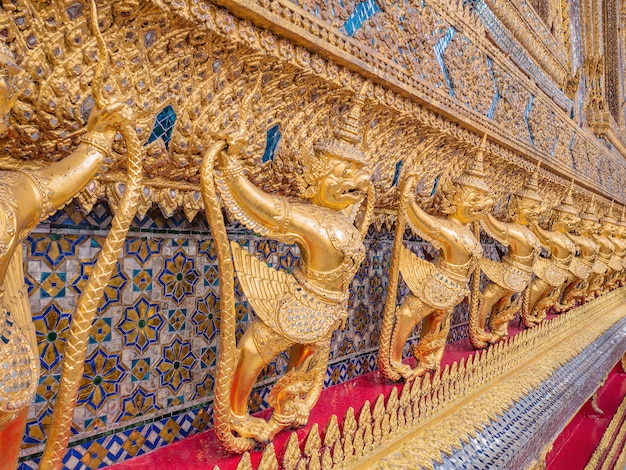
1 408 28 470
547 362 626 469
107 320 544 470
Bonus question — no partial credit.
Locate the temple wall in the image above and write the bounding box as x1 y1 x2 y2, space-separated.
18 201 502 467
2 0 626 467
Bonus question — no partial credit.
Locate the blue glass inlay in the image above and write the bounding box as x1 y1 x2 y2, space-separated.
342 0 382 37
434 27 457 97
523 95 534 145
147 105 177 150
392 160 403 187
430 174 441 196
486 56 500 119
551 137 558 157
569 133 576 151
262 124 282 163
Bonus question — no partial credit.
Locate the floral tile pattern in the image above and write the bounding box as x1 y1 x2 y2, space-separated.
157 251 199 304
117 297 164 353
18 201 501 468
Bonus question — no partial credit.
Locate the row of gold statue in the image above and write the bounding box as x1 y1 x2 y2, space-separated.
204 87 626 450
1 31 626 468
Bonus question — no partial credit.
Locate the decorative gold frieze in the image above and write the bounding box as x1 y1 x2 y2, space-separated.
481 0 571 86
0 0 625 220
223 287 626 470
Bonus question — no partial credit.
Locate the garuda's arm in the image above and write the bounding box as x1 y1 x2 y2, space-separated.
481 213 511 247
530 223 553 248
405 199 445 247
213 142 299 244
11 102 127 237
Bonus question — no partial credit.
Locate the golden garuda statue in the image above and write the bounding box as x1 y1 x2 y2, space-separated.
617 209 626 287
379 135 495 381
0 36 131 470
469 162 543 349
524 182 579 327
553 198 600 312
586 203 616 300
200 82 374 452
605 205 626 291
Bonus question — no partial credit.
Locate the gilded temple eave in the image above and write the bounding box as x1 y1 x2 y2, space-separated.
161 0 626 203
0 0 625 219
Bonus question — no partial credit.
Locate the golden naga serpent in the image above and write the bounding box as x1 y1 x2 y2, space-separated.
468 221 483 347
40 1 143 468
201 140 257 453
378 171 418 381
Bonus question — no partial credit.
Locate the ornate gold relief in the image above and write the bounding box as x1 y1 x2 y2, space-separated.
470 162 543 348
0 6 134 467
587 203 618 300
482 0 571 87
555 199 600 311
0 0 624 221
524 182 579 327
0 0 624 467
379 136 494 380
201 82 374 451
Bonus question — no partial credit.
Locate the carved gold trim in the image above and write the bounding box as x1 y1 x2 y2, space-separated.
482 0 570 86
593 114 626 160
164 0 626 203
223 288 626 469
3 0 626 218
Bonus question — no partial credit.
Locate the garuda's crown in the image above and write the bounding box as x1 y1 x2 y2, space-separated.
453 133 491 193
514 160 543 202
314 84 368 165
552 179 578 215
580 195 599 223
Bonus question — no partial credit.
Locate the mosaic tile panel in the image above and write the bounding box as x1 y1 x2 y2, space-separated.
19 202 503 467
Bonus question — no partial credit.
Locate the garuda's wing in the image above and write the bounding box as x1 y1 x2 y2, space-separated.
230 241 291 326
399 245 434 295
480 257 528 292
0 247 39 412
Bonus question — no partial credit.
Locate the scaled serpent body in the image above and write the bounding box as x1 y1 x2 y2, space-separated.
379 174 416 381
40 2 143 468
201 140 256 452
